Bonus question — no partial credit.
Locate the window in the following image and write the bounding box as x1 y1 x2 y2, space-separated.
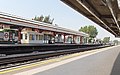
77 37 79 41
44 34 47 40
32 34 35 40
21 34 23 39
25 34 27 40
39 35 43 40
29 34 32 40
36 35 39 40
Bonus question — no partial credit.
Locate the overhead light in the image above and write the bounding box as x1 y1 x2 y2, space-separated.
117 0 120 9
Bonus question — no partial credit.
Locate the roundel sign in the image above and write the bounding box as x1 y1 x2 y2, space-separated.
4 33 9 38
4 32 9 41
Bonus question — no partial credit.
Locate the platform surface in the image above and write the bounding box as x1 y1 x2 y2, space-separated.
34 45 120 75
11 45 120 75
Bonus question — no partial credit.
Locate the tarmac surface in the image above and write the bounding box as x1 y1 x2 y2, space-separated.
32 45 120 75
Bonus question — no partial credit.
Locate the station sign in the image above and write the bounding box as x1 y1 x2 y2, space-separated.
4 32 9 41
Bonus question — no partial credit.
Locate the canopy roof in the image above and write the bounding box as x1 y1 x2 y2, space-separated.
61 0 120 37
0 12 88 37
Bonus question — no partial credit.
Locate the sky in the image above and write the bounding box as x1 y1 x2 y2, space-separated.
0 0 119 41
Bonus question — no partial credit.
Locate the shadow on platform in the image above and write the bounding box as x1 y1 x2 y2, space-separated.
110 52 120 75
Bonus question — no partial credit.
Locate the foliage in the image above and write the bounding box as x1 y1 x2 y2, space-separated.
113 40 119 45
103 37 110 43
3 29 16 33
32 15 54 24
79 25 98 38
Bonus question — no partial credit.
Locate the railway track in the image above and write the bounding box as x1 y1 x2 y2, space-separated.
0 44 112 69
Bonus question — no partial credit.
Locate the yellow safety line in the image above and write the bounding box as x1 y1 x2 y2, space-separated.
0 59 58 74
0 49 99 74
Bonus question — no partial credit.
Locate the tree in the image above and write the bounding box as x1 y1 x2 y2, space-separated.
32 15 44 21
79 25 98 38
103 37 110 43
113 40 119 45
32 15 54 24
39 15 44 21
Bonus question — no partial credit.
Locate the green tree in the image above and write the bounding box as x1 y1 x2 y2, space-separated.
32 15 44 21
103 37 110 43
38 15 44 21
43 15 50 23
113 40 119 45
79 25 98 38
32 15 54 24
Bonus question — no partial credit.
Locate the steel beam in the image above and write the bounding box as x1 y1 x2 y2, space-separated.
101 15 113 18
88 15 113 18
106 0 120 31
76 0 117 36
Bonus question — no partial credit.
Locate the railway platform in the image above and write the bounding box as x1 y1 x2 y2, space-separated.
0 43 103 55
0 45 119 75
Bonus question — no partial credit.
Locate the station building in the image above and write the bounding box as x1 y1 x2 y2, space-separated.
0 12 89 44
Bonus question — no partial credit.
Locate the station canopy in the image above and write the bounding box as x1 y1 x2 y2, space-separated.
61 0 120 37
0 12 88 37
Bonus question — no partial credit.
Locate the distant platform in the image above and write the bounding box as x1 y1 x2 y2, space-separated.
0 43 102 47
0 43 103 55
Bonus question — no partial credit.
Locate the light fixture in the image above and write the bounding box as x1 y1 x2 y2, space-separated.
117 0 120 9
